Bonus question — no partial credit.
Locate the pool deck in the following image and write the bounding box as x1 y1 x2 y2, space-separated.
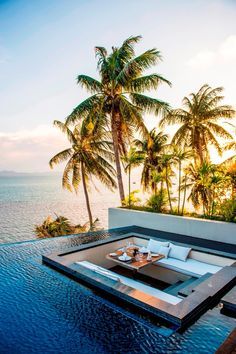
43 226 236 330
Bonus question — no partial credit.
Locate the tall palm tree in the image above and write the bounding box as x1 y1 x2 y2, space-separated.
49 118 117 228
160 84 235 162
159 153 175 213
134 128 169 192
184 160 223 215
171 145 192 214
121 147 144 208
66 36 171 202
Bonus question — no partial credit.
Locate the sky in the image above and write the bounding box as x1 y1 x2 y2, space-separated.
0 0 235 172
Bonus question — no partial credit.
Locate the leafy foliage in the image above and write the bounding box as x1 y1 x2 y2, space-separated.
66 35 171 201
123 190 141 207
146 191 168 212
35 215 88 238
160 84 235 162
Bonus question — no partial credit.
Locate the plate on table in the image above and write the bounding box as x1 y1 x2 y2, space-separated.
118 255 132 262
151 253 159 257
109 253 117 257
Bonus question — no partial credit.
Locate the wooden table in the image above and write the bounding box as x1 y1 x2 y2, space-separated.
106 247 165 276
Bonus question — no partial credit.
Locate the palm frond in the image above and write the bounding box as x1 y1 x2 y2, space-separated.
77 75 102 94
66 94 103 125
117 49 162 85
130 93 170 116
53 120 77 144
128 74 171 92
49 148 73 168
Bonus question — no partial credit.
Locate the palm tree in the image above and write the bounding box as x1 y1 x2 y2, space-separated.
160 84 235 162
35 215 87 238
184 160 222 215
171 145 192 214
49 118 117 228
134 128 169 192
159 153 175 213
66 36 171 202
121 147 144 208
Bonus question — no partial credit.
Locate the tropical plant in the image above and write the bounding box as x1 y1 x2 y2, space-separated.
122 190 141 207
185 160 225 216
160 84 235 162
35 215 87 238
171 145 192 214
49 118 117 228
146 190 168 212
66 36 171 202
159 153 175 213
134 128 169 192
121 147 144 208
225 161 236 198
217 198 236 222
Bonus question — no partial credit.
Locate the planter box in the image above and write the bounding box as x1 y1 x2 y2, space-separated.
108 208 236 245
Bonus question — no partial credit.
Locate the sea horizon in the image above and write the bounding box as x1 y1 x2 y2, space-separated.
0 174 120 244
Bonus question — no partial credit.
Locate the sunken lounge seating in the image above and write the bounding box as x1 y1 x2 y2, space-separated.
76 260 182 305
145 238 233 277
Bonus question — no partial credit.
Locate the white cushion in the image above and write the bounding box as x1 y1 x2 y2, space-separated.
159 246 170 258
169 243 191 261
155 257 222 278
76 261 181 305
147 239 169 253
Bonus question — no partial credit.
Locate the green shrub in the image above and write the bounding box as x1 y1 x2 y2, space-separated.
218 198 236 222
122 190 141 207
146 191 167 212
35 215 99 238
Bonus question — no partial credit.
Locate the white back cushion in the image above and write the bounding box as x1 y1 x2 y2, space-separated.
169 243 191 262
147 239 169 253
159 246 170 258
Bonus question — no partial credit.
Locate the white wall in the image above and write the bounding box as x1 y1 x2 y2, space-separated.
108 208 236 245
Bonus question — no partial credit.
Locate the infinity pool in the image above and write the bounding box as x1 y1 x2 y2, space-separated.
0 230 235 353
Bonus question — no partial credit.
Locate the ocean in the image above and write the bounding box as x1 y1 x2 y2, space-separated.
0 175 120 244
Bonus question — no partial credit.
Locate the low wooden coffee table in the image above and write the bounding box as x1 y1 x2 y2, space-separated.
106 248 164 276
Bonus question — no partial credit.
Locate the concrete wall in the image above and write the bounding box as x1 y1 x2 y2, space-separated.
108 208 236 245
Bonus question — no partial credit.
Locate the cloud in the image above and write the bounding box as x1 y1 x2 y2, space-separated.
0 125 68 172
187 35 236 68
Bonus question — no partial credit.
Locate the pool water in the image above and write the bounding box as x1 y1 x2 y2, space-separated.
0 232 235 354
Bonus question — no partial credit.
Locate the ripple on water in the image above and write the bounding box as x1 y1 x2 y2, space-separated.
0 233 235 353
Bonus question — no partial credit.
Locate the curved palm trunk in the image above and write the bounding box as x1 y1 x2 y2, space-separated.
181 176 187 215
128 165 131 208
165 168 173 213
81 162 93 229
111 111 125 203
178 160 181 214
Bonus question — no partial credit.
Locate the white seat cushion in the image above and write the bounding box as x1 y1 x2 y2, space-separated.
76 261 181 305
155 257 222 278
147 239 169 253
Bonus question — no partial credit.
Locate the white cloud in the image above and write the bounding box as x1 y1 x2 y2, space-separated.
0 125 68 172
187 34 236 68
219 35 236 60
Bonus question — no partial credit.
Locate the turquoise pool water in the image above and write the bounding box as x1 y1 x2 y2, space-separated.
0 231 235 353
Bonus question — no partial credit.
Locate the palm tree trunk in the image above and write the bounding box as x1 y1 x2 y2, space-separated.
165 168 173 213
178 160 181 214
111 112 125 203
81 162 93 228
181 176 187 215
128 165 131 208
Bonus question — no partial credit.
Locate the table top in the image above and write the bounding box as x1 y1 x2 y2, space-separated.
106 247 165 271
